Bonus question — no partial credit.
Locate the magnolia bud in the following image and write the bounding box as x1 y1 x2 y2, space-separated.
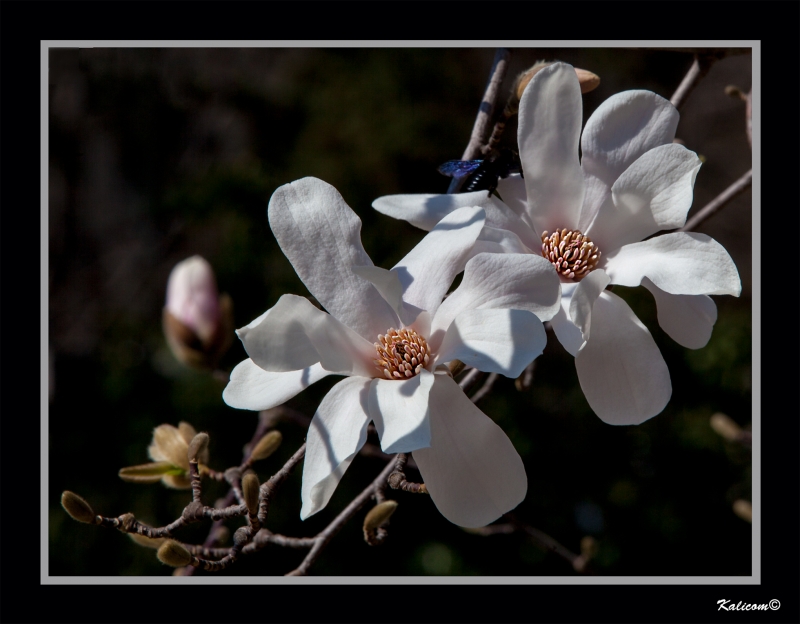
732 499 752 523
187 432 209 463
363 500 398 532
157 540 194 567
61 491 97 524
163 256 234 370
514 61 600 101
710 412 742 442
241 471 261 515
250 430 283 462
128 533 167 549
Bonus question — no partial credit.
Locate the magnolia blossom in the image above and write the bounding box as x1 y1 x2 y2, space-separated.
223 177 560 527
373 62 741 425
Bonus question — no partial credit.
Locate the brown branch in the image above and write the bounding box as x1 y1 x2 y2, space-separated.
286 458 398 576
670 54 718 111
457 366 483 393
506 513 590 573
448 48 511 193
470 372 498 404
515 360 536 391
679 169 752 232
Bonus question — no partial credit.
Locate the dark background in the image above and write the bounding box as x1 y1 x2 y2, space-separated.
48 47 753 577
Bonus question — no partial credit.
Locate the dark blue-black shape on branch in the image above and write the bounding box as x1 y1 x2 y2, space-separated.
437 148 522 197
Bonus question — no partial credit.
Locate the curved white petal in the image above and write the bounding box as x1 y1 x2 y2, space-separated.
588 144 702 252
413 374 527 527
581 91 679 232
373 191 504 231
550 301 584 357
604 232 741 296
430 253 561 350
222 359 331 411
351 265 416 327
268 177 396 340
643 277 718 349
300 376 372 520
435 308 546 378
393 205 485 319
369 369 435 454
237 294 376 377
471 226 532 256
518 62 585 235
495 174 533 224
569 269 611 344
575 291 671 425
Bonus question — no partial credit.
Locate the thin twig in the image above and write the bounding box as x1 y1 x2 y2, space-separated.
470 372 498 404
458 367 483 393
286 458 398 576
448 48 511 193
680 169 752 232
670 54 718 111
515 360 536 391
505 513 589 573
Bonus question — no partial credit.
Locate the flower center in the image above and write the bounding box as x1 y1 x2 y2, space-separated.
540 228 601 281
374 328 431 380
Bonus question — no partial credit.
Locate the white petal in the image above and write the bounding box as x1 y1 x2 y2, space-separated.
604 232 741 296
581 90 679 232
413 374 527 527
550 301 584 357
373 191 497 230
300 376 372 520
430 253 561 350
569 269 611 344
589 144 702 252
495 174 533 224
642 277 718 349
222 360 331 411
392 205 485 318
471 226 532 256
351 265 413 327
369 369 435 454
373 187 539 250
575 291 671 425
518 62 585 236
435 308 546 378
268 177 396 340
237 294 376 377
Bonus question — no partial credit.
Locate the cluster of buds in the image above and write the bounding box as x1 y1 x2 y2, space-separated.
163 256 234 370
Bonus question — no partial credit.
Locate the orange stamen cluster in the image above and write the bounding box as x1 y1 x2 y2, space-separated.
541 228 601 281
374 328 431 380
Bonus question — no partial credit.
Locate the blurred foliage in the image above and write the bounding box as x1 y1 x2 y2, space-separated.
48 47 752 576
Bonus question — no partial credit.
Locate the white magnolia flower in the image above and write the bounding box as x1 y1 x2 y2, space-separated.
373 62 741 426
223 177 560 527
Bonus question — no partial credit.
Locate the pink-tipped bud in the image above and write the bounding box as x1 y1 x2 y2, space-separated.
163 256 233 369
166 256 220 343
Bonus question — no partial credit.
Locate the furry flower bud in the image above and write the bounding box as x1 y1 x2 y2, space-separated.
61 491 97 524
157 540 194 567
250 430 283 462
